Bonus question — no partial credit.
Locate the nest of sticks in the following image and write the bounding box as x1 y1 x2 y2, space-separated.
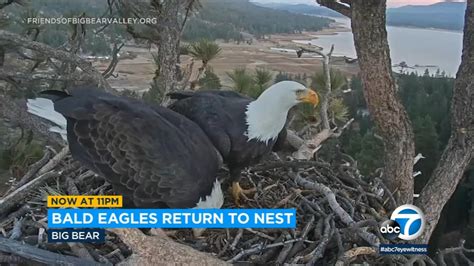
0 146 471 265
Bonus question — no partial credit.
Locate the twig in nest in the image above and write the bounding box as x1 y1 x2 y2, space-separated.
38 146 69 175
244 228 275 241
0 204 30 228
374 177 397 210
68 243 95 261
105 248 124 261
109 228 225 265
230 229 244 250
334 246 378 266
8 217 23 240
251 160 328 172
5 149 51 195
275 232 293 264
0 171 60 216
66 177 80 195
405 255 436 266
292 214 333 264
226 238 304 263
294 173 380 246
273 189 300 208
287 215 315 259
0 236 105 265
437 239 474 266
295 174 353 225
0 252 25 264
333 226 344 257
87 247 112 265
75 170 96 184
37 227 45 246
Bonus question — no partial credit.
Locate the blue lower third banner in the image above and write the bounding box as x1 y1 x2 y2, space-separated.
48 229 105 243
379 244 428 255
47 209 296 228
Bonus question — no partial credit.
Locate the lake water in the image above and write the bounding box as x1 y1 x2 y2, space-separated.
296 17 463 76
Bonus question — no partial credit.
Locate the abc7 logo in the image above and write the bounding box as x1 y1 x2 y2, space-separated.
380 204 425 241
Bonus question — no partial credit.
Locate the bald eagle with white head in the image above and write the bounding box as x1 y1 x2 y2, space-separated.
169 81 319 205
27 86 224 237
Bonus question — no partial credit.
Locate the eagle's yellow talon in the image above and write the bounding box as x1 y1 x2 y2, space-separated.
232 182 256 207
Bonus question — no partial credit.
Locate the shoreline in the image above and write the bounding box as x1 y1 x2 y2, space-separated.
387 24 463 34
324 15 463 34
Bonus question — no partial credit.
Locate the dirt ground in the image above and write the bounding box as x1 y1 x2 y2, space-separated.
94 25 358 92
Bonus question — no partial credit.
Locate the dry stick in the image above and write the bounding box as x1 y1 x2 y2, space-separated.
420 255 438 266
294 174 380 247
294 44 354 160
105 248 124 261
109 228 226 265
286 129 305 149
5 149 51 195
405 255 437 266
275 232 293 264
75 170 96 185
314 44 334 130
102 43 125 79
374 177 397 209
251 160 328 172
86 247 112 265
305 214 334 265
226 238 303 263
0 204 30 228
0 69 94 83
0 237 107 266
66 177 80 195
0 30 113 92
252 233 286 264
273 190 298 208
38 146 69 175
68 243 96 262
244 228 275 241
333 226 344 257
350 219 385 241
8 218 23 240
437 239 474 266
0 172 59 216
334 246 378 266
0 148 68 215
287 215 315 259
230 229 244 250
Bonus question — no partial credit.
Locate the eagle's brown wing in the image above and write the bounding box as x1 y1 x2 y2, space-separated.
52 88 220 208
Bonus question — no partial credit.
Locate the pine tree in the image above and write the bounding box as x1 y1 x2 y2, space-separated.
227 68 254 94
198 68 221 90
252 68 272 97
413 115 440 192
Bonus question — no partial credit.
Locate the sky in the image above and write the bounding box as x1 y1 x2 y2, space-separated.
251 0 461 8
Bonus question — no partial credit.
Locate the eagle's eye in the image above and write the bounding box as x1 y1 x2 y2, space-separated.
295 89 305 95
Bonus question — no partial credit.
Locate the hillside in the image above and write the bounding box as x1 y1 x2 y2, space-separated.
254 2 344 17
183 0 334 41
2 0 333 52
387 2 466 31
259 1 466 31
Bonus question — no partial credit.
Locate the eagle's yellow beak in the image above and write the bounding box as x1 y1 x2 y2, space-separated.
297 88 319 107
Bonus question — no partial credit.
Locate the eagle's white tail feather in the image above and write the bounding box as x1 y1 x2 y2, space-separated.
27 98 68 141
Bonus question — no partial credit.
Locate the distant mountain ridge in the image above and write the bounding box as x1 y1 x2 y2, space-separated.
257 1 466 31
387 2 466 31
184 0 333 41
254 2 344 17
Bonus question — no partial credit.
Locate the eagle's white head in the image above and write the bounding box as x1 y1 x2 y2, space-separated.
245 80 319 143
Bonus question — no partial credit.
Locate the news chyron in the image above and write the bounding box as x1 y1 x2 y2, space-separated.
46 195 296 243
379 204 428 255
